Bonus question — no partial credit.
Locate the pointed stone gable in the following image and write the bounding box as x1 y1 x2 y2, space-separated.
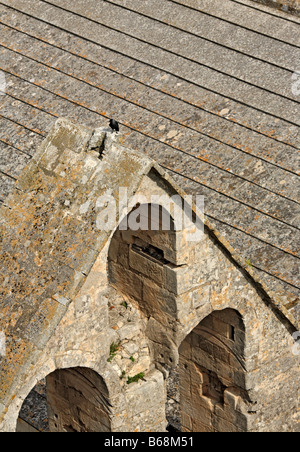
0 119 298 432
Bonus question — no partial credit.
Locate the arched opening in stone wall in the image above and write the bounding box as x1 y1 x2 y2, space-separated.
179 309 250 432
108 203 185 431
17 378 49 432
17 367 112 432
108 203 179 327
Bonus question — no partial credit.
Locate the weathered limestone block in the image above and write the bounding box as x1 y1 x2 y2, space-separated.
129 247 165 285
124 370 167 432
146 317 179 367
143 279 177 320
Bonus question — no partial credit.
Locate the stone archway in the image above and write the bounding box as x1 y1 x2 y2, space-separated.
179 309 251 432
17 367 112 432
17 378 49 432
108 203 179 329
107 202 185 431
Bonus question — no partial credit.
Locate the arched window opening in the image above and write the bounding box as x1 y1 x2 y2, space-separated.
17 367 112 432
108 204 179 325
179 309 250 432
17 379 48 432
108 203 183 432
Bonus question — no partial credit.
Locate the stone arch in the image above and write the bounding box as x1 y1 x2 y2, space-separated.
17 366 113 432
179 308 251 432
47 367 112 432
108 203 180 328
107 196 204 369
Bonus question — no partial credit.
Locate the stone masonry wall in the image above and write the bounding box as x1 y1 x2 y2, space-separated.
47 367 112 432
3 236 167 432
109 169 300 432
108 168 202 368
173 230 299 432
0 122 168 433
179 309 250 432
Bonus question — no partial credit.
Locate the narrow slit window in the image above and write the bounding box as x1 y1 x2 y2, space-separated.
229 325 235 341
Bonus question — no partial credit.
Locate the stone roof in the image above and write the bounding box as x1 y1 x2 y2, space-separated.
0 0 299 326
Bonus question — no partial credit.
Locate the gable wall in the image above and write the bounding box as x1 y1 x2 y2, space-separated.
126 170 300 432
1 168 298 432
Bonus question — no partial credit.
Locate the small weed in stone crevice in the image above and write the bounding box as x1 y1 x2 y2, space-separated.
127 372 145 385
107 342 121 363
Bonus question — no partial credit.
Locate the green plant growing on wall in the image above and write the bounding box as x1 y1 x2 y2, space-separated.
107 342 121 363
127 372 145 385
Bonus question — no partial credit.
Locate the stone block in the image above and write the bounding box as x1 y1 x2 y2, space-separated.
212 415 242 433
124 370 165 419
174 229 202 265
47 118 92 155
117 242 130 267
143 279 177 319
117 323 141 342
164 263 210 300
108 237 120 263
224 388 247 414
176 285 211 317
181 394 212 428
192 284 211 309
181 412 193 431
164 264 190 295
178 335 192 360
128 354 151 376
213 343 231 365
146 317 179 365
109 263 143 302
127 404 168 432
129 247 164 285
192 419 214 432
88 128 106 151
123 342 140 355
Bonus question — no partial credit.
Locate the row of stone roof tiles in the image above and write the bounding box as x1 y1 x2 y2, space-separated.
0 0 299 316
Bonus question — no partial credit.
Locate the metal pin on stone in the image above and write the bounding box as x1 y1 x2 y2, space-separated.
109 119 119 133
